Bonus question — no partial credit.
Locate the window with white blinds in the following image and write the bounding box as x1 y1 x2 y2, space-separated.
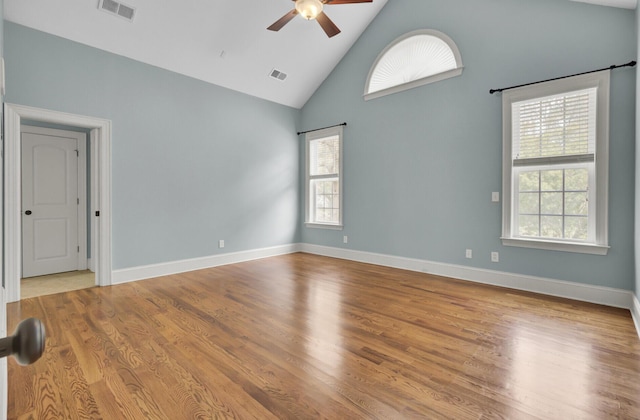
305 126 343 229
512 88 596 166
501 71 610 255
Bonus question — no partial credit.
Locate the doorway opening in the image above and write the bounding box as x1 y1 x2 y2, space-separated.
20 124 91 298
4 104 112 303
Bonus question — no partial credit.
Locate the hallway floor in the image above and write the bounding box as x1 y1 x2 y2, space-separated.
21 270 95 299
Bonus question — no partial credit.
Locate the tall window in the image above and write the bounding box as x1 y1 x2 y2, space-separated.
501 71 609 255
305 126 343 229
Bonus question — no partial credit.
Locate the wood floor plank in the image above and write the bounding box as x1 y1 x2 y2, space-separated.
7 253 640 419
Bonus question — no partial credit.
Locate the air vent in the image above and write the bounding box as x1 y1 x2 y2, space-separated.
98 0 136 22
269 69 288 81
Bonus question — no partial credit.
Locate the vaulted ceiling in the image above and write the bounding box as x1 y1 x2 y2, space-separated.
4 0 636 109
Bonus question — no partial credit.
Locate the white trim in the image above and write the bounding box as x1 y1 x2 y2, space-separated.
89 129 99 278
631 294 640 340
364 67 463 101
299 243 633 309
4 104 112 302
111 244 301 285
501 238 610 255
305 222 343 230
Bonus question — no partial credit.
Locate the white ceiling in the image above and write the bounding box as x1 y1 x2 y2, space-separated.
4 0 388 109
4 0 635 109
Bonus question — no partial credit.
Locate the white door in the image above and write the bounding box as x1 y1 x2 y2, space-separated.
21 127 86 278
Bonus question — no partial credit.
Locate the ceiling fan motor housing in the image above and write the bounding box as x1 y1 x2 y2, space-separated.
295 0 324 20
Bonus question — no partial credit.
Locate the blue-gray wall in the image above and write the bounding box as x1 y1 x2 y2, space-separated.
4 21 301 270
300 0 637 290
3 0 638 291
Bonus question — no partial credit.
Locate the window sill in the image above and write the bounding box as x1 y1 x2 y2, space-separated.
501 237 609 255
305 223 343 231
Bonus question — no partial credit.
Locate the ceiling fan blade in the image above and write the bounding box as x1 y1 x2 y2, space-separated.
267 9 298 32
323 0 373 4
316 11 341 38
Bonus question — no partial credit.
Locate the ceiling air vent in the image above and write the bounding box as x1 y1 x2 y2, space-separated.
98 0 136 22
269 69 288 81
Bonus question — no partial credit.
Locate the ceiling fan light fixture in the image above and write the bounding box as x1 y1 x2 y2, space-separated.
295 0 324 20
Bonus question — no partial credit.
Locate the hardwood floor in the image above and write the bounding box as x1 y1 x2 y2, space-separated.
7 253 640 419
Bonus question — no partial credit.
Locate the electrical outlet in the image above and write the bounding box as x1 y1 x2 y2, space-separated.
219 239 225 249
343 235 348 244
465 249 472 259
491 252 499 262
492 192 500 202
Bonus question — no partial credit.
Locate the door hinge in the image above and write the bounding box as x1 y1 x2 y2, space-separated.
77 198 80 205
75 149 79 157
95 211 100 217
77 246 80 252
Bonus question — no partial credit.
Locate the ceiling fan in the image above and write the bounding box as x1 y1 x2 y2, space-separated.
267 0 373 38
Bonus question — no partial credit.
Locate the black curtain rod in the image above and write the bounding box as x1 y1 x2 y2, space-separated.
489 60 636 95
297 122 347 136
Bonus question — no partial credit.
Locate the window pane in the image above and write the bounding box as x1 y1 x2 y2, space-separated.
311 179 340 224
519 215 539 237
541 170 562 191
541 216 563 238
565 216 588 240
565 169 588 191
541 192 562 215
310 137 339 176
519 171 539 192
519 192 539 214
565 192 588 216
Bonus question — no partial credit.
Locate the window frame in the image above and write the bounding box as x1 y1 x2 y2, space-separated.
305 126 344 230
501 71 610 255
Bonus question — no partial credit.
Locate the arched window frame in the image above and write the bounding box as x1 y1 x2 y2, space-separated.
364 29 464 101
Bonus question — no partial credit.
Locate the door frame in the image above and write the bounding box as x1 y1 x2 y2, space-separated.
21 125 88 276
4 104 112 302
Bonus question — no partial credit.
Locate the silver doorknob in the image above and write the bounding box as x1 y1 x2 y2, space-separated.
0 318 46 365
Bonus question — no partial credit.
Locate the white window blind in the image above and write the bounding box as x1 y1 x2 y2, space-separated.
310 136 340 177
512 87 596 166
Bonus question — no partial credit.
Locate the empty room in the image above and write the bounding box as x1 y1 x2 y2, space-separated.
1 0 639 418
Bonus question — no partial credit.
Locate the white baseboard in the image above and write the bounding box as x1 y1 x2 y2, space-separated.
299 244 634 310
111 244 301 285
631 294 640 340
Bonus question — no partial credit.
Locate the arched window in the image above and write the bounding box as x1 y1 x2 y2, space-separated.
364 29 464 101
